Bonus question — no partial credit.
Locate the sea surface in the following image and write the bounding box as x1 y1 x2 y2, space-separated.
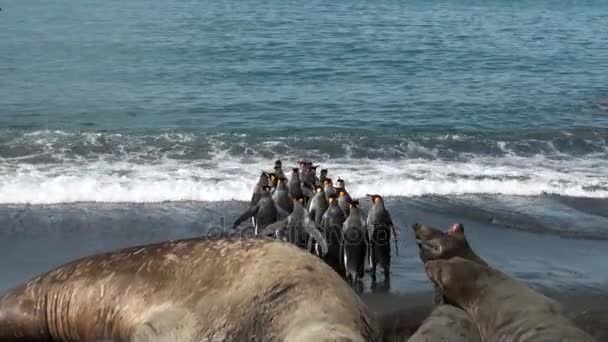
1 0 608 294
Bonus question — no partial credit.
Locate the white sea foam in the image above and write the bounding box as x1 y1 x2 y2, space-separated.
0 154 606 204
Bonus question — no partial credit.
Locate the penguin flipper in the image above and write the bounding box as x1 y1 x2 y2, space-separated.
233 206 256 228
305 221 328 256
259 219 288 237
275 206 290 220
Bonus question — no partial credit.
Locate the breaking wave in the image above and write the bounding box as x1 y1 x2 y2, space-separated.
0 129 606 204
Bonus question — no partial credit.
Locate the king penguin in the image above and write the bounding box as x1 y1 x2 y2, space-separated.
233 186 278 236
321 193 347 276
365 194 399 281
342 199 367 285
260 197 328 256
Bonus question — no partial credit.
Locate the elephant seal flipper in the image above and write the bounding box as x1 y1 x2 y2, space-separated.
425 257 596 342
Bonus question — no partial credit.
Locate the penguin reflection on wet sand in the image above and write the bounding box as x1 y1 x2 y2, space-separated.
341 200 367 285
233 185 278 235
260 197 329 256
366 194 399 281
321 193 347 276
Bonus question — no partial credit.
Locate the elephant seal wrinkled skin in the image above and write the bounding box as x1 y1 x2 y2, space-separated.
407 304 481 342
425 257 596 342
0 237 379 342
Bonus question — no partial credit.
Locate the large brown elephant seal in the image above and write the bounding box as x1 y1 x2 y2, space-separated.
0 237 380 341
425 257 596 342
409 223 483 342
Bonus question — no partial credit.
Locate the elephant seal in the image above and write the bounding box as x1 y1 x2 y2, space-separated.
411 223 486 266
412 222 486 303
0 237 379 342
425 257 596 342
409 223 483 342
407 304 481 342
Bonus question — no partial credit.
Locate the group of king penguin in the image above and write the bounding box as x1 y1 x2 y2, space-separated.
233 159 399 285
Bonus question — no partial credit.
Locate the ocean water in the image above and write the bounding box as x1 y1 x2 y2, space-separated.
1 0 608 293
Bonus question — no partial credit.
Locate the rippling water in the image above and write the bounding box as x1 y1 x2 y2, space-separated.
2 0 608 204
1 0 608 292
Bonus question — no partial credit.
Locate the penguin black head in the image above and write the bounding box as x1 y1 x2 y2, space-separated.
366 194 383 204
315 185 324 193
336 188 346 197
261 185 272 193
310 165 319 170
294 196 305 204
275 159 282 167
323 178 332 186
336 178 345 187
348 199 360 208
292 167 299 173
320 169 328 175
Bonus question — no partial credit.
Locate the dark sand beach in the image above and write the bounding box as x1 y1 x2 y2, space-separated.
2 196 607 339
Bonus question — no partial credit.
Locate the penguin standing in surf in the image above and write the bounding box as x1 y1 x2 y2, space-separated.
273 159 285 179
272 176 293 218
341 200 367 285
288 167 304 199
308 185 328 228
323 178 337 201
365 194 399 281
298 161 316 205
308 185 329 256
250 171 270 207
336 178 353 217
321 193 347 276
233 186 278 236
317 168 328 187
260 197 328 257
